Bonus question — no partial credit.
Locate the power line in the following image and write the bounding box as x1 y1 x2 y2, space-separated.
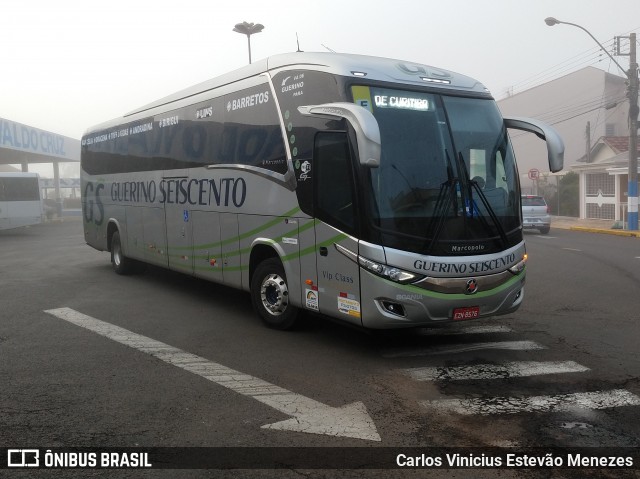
509 42 614 93
507 94 627 140
506 89 626 125
534 93 627 124
502 26 640 98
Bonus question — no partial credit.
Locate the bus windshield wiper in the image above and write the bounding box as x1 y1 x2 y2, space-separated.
427 154 457 254
459 151 508 248
471 179 508 246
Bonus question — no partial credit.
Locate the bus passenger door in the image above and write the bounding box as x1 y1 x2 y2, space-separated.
163 172 193 274
312 132 362 326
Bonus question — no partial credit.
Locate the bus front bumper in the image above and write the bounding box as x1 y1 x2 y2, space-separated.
359 269 525 329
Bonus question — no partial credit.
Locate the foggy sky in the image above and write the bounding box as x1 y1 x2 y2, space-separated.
1 0 637 176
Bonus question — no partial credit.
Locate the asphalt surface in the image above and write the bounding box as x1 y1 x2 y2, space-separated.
1 219 639 478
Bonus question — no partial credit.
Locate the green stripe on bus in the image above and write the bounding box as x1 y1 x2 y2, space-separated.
191 218 317 261
282 233 348 262
170 206 301 252
371 268 525 300
138 218 346 272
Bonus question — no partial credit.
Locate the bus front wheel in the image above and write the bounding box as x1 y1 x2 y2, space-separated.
111 231 134 275
251 258 299 330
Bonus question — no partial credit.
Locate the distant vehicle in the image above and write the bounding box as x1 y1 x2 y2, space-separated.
521 195 550 234
0 172 44 230
81 52 564 330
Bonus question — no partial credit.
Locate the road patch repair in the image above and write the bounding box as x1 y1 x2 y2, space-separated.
420 389 640 415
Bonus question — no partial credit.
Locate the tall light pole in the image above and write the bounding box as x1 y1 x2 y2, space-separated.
233 21 264 64
545 17 638 230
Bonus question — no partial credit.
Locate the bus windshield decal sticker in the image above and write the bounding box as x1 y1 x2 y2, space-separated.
351 85 373 112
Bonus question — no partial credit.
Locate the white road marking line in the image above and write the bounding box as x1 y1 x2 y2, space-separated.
417 325 513 336
405 360 589 381
382 340 546 358
539 236 557 239
562 248 582 252
420 389 640 415
44 307 380 441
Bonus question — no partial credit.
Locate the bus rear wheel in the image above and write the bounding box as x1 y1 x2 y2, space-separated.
111 231 134 275
251 258 299 330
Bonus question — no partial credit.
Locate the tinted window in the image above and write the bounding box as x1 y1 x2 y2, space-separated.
522 196 546 206
272 70 344 162
82 83 288 175
222 85 287 173
314 132 356 233
0 177 40 201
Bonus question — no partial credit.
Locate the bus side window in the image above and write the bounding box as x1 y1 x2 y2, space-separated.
313 132 357 234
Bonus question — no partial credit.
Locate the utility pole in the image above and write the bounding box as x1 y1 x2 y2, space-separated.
545 18 638 229
585 121 591 164
616 32 639 229
627 32 638 230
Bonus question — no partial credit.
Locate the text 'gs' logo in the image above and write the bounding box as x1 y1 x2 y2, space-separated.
83 182 105 225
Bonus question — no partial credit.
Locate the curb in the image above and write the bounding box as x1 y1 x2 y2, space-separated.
569 226 640 238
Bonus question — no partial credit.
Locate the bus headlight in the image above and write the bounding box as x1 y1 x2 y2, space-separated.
333 244 424 285
508 254 527 275
359 257 424 284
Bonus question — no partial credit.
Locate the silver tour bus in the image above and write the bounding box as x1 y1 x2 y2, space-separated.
81 52 563 330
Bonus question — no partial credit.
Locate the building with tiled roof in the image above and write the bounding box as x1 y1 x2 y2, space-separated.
572 136 640 221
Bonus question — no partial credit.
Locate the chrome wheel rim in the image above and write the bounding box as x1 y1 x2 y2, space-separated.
260 273 289 316
113 240 122 267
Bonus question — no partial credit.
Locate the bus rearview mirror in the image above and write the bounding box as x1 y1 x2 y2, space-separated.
298 103 381 168
504 116 565 173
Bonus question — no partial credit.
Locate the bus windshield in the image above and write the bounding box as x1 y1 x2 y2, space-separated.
361 87 520 256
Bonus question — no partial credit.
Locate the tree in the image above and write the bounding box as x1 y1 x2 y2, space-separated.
546 172 579 217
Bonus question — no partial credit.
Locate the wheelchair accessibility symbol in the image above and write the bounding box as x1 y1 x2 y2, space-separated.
183 210 189 222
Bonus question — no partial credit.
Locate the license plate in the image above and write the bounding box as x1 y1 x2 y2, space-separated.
453 306 480 321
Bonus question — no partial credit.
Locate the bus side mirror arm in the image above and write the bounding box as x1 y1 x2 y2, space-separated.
298 103 381 168
504 116 565 173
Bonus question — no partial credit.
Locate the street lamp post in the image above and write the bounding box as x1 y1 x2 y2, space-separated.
233 21 264 64
545 17 638 230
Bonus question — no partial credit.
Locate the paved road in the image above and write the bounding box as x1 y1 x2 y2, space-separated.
1 221 639 477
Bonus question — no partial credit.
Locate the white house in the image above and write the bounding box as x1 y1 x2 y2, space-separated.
572 136 640 221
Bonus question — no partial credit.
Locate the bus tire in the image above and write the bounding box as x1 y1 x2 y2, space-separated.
111 231 134 275
251 258 299 330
